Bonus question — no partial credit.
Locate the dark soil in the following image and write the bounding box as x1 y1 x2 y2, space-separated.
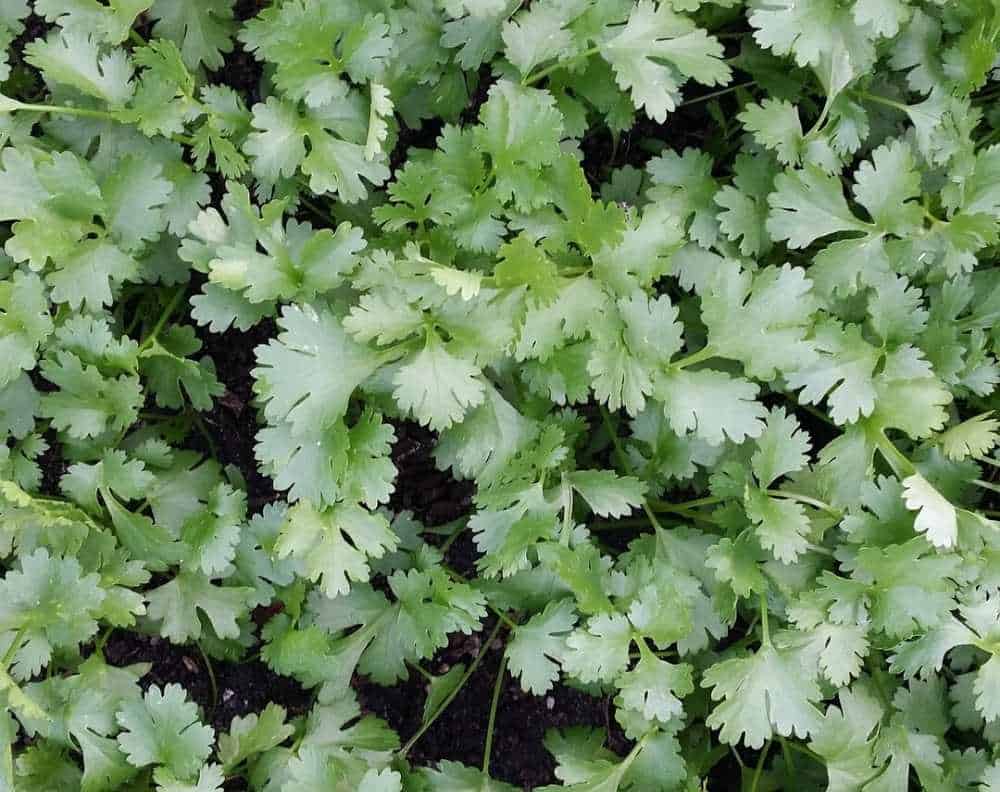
355 618 628 789
193 317 280 514
389 420 474 528
102 631 313 734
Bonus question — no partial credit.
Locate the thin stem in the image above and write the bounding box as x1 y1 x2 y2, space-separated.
782 740 825 766
670 345 717 370
759 592 770 646
560 475 574 546
138 287 186 352
766 489 841 517
872 429 916 478
804 97 832 139
408 661 435 682
523 46 601 86
678 81 756 109
787 398 837 427
2 626 26 668
442 564 519 631
649 494 726 512
439 521 468 555
95 625 115 653
399 618 506 757
481 650 509 775
195 641 218 709
190 412 218 459
780 737 796 774
589 516 656 530
750 739 773 792
855 90 910 114
6 101 124 121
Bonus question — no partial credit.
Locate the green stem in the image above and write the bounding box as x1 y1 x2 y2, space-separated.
442 564 519 631
804 96 833 139
190 412 219 459
5 101 124 121
439 521 468 555
854 90 910 114
2 626 26 668
782 740 826 766
138 287 186 352
750 739 773 792
95 625 115 653
649 494 726 512
560 475 575 546
195 641 218 709
765 489 841 517
523 46 601 86
678 81 756 108
670 345 717 370
780 737 796 774
408 661 435 682
787 398 837 427
399 618 507 757
759 592 770 646
871 429 916 478
481 650 509 775
589 516 657 530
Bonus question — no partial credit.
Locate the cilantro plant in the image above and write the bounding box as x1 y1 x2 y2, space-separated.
1 0 999 789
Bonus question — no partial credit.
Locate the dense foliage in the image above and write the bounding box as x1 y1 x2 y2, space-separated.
1 0 1000 789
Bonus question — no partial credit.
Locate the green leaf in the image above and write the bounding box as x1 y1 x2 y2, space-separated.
507 598 577 695
274 500 398 598
901 472 958 549
140 325 223 412
656 368 767 446
937 412 999 461
116 684 213 781
419 760 520 791
149 0 235 69
254 302 381 433
421 664 466 725
245 97 390 202
562 613 633 684
566 470 647 518
40 352 142 439
701 262 817 379
751 407 810 487
145 570 252 642
218 703 293 771
746 489 812 563
600 0 730 123
392 331 486 431
0 549 105 679
739 98 803 165
153 763 225 792
703 643 822 748
0 272 52 389
25 31 134 104
766 165 867 249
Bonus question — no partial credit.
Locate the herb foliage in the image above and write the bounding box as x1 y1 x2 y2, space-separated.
1 0 1000 789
